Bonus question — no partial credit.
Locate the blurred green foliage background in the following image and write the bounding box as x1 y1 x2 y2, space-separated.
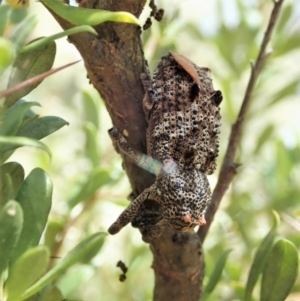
1 0 299 300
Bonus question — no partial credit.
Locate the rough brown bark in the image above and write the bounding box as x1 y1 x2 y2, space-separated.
45 0 204 300
151 229 204 301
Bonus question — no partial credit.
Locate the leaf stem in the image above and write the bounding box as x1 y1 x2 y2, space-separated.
0 61 80 103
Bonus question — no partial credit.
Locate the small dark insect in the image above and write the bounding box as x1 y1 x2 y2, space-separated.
117 260 128 274
117 260 128 282
119 274 127 282
154 9 164 22
149 0 157 16
143 18 152 30
149 0 156 10
108 51 222 235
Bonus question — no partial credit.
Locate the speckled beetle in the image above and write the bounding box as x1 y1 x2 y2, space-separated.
108 51 222 235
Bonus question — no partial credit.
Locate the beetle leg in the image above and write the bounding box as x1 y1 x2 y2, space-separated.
108 185 156 234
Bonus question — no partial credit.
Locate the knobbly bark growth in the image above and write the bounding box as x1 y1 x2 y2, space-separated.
44 0 285 300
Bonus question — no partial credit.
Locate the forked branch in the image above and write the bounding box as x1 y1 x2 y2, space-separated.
198 0 285 242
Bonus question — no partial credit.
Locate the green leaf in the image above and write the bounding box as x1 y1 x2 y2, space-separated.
81 89 100 128
276 4 292 34
23 106 38 123
0 149 14 165
274 33 300 57
0 99 37 124
9 14 37 52
0 101 40 136
0 173 13 207
23 292 42 301
43 220 64 253
67 167 111 209
0 136 51 160
0 37 14 71
261 239 299 301
20 232 106 300
202 249 232 301
41 286 63 301
6 246 50 301
0 5 11 36
83 122 99 167
269 79 300 106
80 235 106 264
5 40 56 108
0 200 23 275
0 162 24 208
253 125 274 155
55 265 94 298
210 19 258 77
10 168 52 263
21 25 97 54
9 7 28 24
40 0 140 26
275 140 293 184
244 211 280 301
16 116 69 140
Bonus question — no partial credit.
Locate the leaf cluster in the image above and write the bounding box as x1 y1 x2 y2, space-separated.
0 3 131 300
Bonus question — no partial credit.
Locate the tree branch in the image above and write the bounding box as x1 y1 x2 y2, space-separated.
198 0 285 242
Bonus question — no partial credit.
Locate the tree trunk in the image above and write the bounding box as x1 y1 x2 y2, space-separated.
45 0 205 300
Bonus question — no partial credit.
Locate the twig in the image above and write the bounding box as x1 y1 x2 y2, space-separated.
0 61 80 100
198 0 285 242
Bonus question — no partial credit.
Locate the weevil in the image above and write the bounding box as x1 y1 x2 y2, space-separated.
108 51 222 235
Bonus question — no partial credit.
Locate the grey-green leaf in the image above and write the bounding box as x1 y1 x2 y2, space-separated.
0 100 40 136
67 167 111 209
82 90 100 128
9 14 37 53
83 122 99 167
0 161 24 208
6 246 49 301
43 219 64 254
244 211 280 301
0 136 51 159
10 168 52 263
0 5 11 36
0 200 23 275
260 239 299 301
0 173 13 208
254 125 274 155
9 7 28 24
202 249 232 301
41 286 63 301
5 39 56 108
0 150 14 165
20 232 107 300
16 116 69 140
269 79 300 106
